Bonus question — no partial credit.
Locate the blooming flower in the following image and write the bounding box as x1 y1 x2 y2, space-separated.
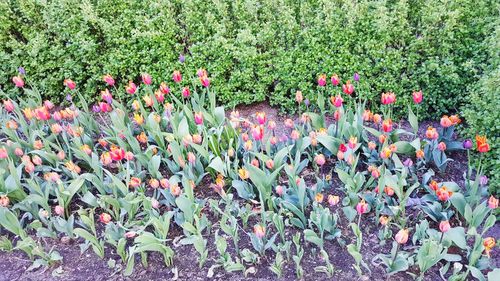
488 196 498 209
3 100 15 112
483 237 496 257
239 168 249 180
199 75 210 87
438 142 447 151
463 139 472 149
436 186 452 201
315 154 326 166
12 76 24 88
125 81 137 94
440 116 453 128
425 126 439 140
103 74 115 86
382 119 393 133
412 90 423 104
275 185 284 196
317 74 327 87
99 213 112 224
439 220 451 232
159 82 170 94
342 81 354 95
356 199 368 215
395 229 409 244
266 159 274 170
141 73 152 85
381 92 396 105
315 193 324 203
172 70 182 83
475 135 490 153
328 195 340 206
251 125 264 141
331 95 343 107
331 74 340 86
129 177 142 188
182 86 190 98
194 112 203 125
64 79 76 90
254 224 266 239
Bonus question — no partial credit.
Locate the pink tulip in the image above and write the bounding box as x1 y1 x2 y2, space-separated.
438 142 447 151
331 95 343 107
256 112 266 125
381 92 396 105
0 147 7 159
12 76 24 88
64 79 76 90
342 81 354 95
101 89 113 103
439 220 450 233
103 74 115 86
126 81 137 94
159 82 170 94
251 125 264 141
141 73 152 85
200 76 210 87
317 74 327 87
182 86 190 98
194 112 203 125
275 185 284 196
99 102 112 112
412 90 423 104
172 70 182 83
3 100 14 112
315 154 326 166
331 74 340 86
356 200 368 214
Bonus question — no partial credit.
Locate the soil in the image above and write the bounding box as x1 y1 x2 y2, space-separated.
0 101 498 281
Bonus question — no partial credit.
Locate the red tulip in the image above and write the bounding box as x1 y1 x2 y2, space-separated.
125 81 137 94
412 90 423 104
182 86 190 98
342 81 354 95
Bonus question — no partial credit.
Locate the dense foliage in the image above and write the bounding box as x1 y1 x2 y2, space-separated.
1 0 498 119
0 70 497 279
461 19 500 190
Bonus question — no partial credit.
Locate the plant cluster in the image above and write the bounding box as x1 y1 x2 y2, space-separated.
0 70 498 279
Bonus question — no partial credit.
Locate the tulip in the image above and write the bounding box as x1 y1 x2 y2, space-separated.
251 158 259 168
440 116 453 128
65 161 81 174
395 229 409 244
143 95 154 107
99 213 112 224
342 81 354 95
125 151 134 161
379 216 389 226
99 102 111 112
133 113 144 125
371 168 380 179
129 177 142 188
412 90 423 104
81 144 92 155
251 125 264 141
172 70 182 83
192 134 202 144
331 74 340 86
362 110 372 122
338 143 347 153
284 118 294 128
416 149 424 159
449 115 461 125
194 112 203 125
54 205 65 216
187 152 196 164
33 140 44 150
255 112 266 125
425 126 439 140
275 185 284 196
34 107 51 121
291 130 300 140
154 90 165 103
480 175 489 186
368 142 376 150
57 150 66 160
141 73 152 85
488 196 498 209
483 237 496 257
160 178 170 189
384 186 394 196
348 136 357 149
12 76 24 88
266 159 274 170
3 100 15 112
110 147 125 161
373 114 382 124
295 91 303 104
14 148 23 157
331 95 343 107
267 120 276 130
315 193 324 203
100 152 112 166
436 186 452 201
462 139 472 149
101 89 113 103
353 73 360 82
200 75 210 87
315 154 326 166
439 220 451 233
239 168 249 180
103 74 115 86
381 92 396 105
382 119 393 133
170 184 181 196
64 79 76 90
0 195 9 207
254 225 266 239
356 200 368 215
159 82 170 94
328 195 340 206
317 74 327 86
182 86 190 98
438 142 447 151
0 147 7 159
475 135 490 153
126 81 137 95
6 120 18 130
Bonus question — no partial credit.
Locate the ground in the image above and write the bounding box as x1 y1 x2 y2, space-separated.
0 102 498 281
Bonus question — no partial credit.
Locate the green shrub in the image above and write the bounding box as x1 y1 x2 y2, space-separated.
461 20 500 191
0 0 498 119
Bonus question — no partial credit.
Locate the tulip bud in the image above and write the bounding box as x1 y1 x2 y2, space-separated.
99 213 112 224
253 225 266 239
439 220 451 233
55 205 65 216
395 229 409 244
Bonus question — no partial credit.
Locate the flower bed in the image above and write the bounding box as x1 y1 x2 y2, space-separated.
0 71 498 279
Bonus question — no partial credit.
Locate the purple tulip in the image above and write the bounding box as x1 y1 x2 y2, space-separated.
353 73 360 82
66 94 73 102
403 158 413 167
463 139 472 149
18 67 26 75
304 99 310 107
92 104 101 113
480 175 488 186
179 54 185 63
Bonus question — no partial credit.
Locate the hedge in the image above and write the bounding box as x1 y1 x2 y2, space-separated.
0 0 498 120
